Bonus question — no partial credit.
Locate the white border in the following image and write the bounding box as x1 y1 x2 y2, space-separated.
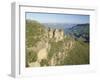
11 2 96 78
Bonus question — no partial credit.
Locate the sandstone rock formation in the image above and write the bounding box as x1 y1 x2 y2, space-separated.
48 28 64 42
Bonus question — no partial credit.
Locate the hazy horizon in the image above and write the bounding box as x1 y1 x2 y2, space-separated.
26 12 90 24
26 19 89 24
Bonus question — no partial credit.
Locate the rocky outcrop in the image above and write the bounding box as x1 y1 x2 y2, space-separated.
27 27 75 67
48 28 64 42
26 20 75 67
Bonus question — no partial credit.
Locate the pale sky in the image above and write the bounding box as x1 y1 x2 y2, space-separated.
26 12 89 24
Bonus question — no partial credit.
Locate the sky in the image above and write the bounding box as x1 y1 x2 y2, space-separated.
26 12 89 24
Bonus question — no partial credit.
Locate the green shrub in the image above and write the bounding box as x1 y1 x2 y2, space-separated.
62 41 89 65
26 20 45 47
40 59 49 66
26 49 37 63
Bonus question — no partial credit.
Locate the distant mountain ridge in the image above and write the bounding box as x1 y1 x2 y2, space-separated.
43 23 89 43
67 23 89 42
43 23 77 29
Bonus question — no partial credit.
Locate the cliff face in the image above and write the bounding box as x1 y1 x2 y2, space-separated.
48 28 64 42
26 20 89 67
26 22 75 67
